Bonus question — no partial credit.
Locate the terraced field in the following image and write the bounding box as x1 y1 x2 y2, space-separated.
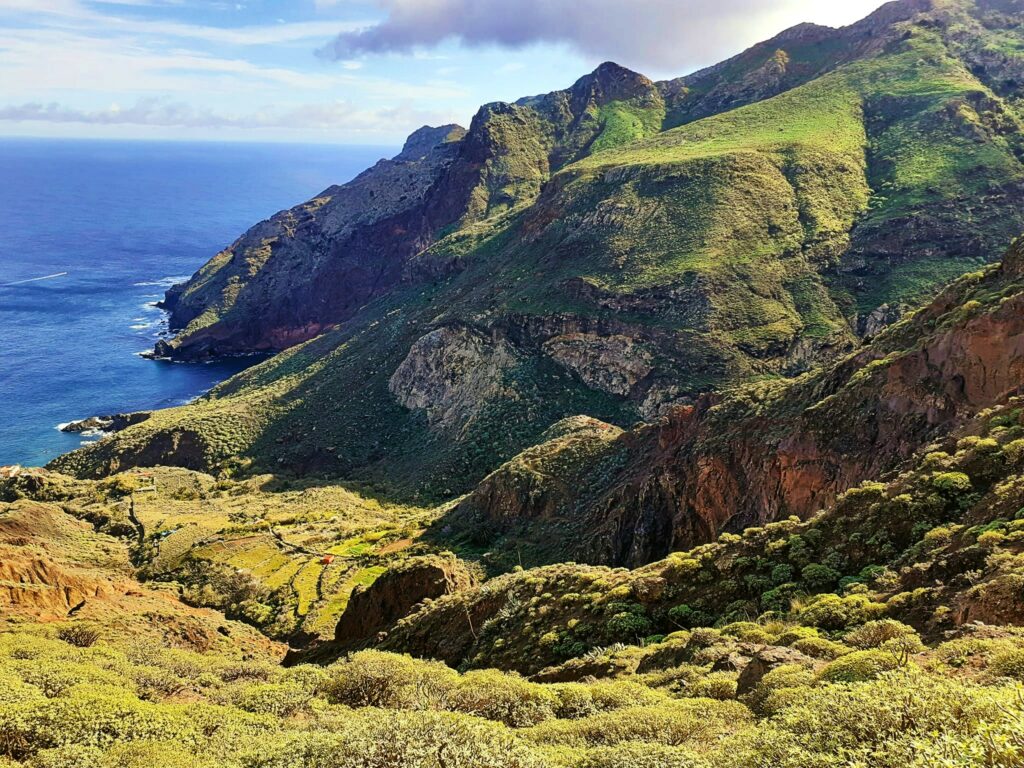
98 467 440 640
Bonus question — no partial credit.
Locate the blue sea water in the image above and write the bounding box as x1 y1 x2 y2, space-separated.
0 138 394 467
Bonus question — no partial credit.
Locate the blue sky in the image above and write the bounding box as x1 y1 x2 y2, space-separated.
0 0 887 144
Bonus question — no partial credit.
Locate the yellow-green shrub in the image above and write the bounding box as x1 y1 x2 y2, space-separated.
817 650 904 683
451 670 557 727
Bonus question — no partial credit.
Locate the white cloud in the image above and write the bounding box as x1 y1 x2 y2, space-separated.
0 96 459 135
321 0 888 73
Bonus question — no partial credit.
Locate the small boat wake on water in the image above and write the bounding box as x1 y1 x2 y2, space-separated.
1 271 68 287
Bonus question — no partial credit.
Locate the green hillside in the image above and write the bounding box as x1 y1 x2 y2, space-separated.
52 1 1024 506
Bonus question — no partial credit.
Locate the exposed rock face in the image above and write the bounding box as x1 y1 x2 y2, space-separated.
441 244 1024 568
733 645 816 695
543 334 653 397
389 326 517 432
581 255 1024 566
332 555 476 649
858 304 904 339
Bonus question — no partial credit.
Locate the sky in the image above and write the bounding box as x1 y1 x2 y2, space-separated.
0 0 888 145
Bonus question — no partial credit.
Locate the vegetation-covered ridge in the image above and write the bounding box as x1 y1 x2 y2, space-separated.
52 0 1024 507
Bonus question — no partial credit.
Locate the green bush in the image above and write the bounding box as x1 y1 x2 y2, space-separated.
742 664 815 716
667 605 713 629
844 620 918 650
795 594 887 630
451 670 557 727
575 742 710 768
791 637 851 660
989 648 1024 680
932 472 972 495
818 650 904 683
800 564 840 589
323 651 457 710
687 673 737 700
231 682 311 717
524 701 752 749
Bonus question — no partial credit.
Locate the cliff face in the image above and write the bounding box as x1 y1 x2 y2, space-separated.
331 555 476 652
156 125 469 360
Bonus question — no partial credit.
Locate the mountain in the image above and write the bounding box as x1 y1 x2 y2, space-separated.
53 1 1024 509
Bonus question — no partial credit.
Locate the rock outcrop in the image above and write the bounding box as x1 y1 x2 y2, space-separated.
439 242 1024 568
332 555 476 649
389 326 517 433
542 334 653 397
60 412 150 434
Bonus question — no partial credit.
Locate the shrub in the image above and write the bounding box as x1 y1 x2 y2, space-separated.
128 667 187 701
12 660 127 699
97 740 219 768
56 625 101 649
606 605 652 640
451 670 557 727
231 682 311 717
323 651 457 710
844 620 918 650
248 711 545 768
817 650 905 683
791 637 851 660
764 670 1013 760
795 594 887 630
552 681 662 719
575 742 709 768
19 745 103 768
687 673 737 700
989 648 1024 680
932 472 972 495
800 564 840 589
524 701 752 749
742 664 815 716
667 605 713 630
774 626 819 646
0 688 202 759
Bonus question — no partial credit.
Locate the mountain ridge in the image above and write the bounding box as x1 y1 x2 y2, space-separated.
52 0 1024 521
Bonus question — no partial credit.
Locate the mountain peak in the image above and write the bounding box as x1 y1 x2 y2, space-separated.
398 124 466 161
567 60 657 108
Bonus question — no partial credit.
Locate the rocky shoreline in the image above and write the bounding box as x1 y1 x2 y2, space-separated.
59 412 150 435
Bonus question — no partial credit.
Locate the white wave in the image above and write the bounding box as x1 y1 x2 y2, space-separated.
133 275 190 287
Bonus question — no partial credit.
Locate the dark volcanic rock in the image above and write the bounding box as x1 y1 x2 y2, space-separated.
61 412 150 434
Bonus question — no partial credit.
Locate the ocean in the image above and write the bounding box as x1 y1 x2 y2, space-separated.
0 138 393 468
